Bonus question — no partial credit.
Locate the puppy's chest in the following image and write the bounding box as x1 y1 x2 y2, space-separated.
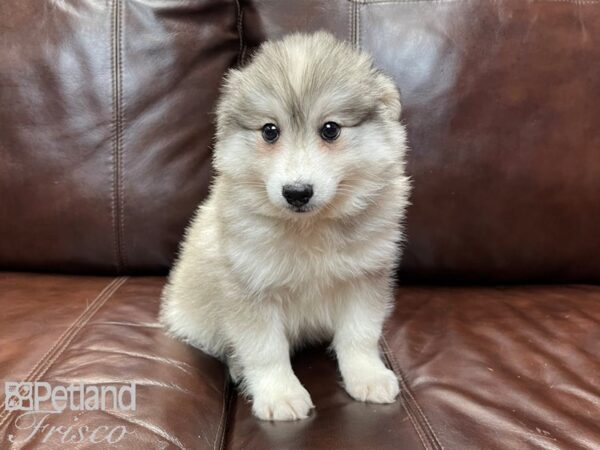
226 224 397 294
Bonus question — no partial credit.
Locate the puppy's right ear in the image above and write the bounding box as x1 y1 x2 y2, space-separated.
221 68 242 94
216 68 243 136
375 72 402 122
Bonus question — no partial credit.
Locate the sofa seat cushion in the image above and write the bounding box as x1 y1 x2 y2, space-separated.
0 273 230 449
226 286 600 449
1 275 599 449
383 285 600 450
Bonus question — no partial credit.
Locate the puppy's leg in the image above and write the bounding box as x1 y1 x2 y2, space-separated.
333 277 400 403
225 301 314 421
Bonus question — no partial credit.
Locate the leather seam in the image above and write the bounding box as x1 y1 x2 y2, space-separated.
117 0 127 273
213 375 232 450
406 410 431 450
380 339 431 450
0 277 128 430
110 0 118 273
27 279 128 385
357 2 362 50
351 1 359 47
235 0 246 66
348 0 353 45
111 0 126 273
382 337 442 449
381 336 444 450
0 277 122 410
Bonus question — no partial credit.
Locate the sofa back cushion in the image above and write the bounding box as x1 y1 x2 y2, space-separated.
2 0 600 283
243 0 600 283
0 0 238 273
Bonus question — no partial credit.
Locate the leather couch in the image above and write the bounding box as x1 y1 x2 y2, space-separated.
1 1 599 448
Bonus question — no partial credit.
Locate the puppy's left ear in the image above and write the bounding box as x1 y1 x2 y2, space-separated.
375 72 402 122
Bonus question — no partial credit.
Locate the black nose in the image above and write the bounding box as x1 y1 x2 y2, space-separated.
282 184 313 207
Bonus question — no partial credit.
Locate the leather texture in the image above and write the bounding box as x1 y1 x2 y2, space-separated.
0 0 239 274
0 274 231 449
1 0 600 449
229 285 600 449
1 275 598 449
242 0 600 283
2 0 599 282
384 285 600 450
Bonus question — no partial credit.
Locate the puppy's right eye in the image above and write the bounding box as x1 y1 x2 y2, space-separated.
261 123 279 144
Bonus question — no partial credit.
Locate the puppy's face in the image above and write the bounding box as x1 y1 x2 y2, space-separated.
215 32 406 220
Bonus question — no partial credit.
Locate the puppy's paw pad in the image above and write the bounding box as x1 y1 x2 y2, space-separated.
344 368 400 404
252 388 314 421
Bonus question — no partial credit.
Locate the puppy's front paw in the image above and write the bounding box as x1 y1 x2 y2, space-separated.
343 367 400 404
252 384 314 421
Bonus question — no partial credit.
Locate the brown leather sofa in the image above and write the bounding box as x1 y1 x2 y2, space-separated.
1 1 599 449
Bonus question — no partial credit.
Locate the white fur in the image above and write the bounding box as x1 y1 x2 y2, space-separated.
160 32 410 421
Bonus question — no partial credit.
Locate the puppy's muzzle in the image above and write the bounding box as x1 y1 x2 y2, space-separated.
282 184 313 208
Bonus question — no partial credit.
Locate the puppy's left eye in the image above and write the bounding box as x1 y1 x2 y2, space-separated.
320 122 341 141
262 123 280 144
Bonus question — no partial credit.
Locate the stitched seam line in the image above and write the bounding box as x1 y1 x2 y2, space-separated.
0 277 122 422
117 0 126 272
381 337 443 450
0 277 128 429
213 375 232 450
357 2 362 50
235 0 246 66
110 0 118 273
351 2 359 47
380 340 430 450
348 0 352 44
111 0 126 273
382 337 442 449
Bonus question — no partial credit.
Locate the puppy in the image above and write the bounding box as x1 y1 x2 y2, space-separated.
160 32 410 421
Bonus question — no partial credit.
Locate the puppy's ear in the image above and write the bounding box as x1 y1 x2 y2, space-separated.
375 72 402 122
221 68 242 94
216 68 243 136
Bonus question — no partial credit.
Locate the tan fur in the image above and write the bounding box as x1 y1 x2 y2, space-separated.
160 32 410 421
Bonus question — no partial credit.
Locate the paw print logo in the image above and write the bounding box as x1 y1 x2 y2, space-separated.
4 382 33 411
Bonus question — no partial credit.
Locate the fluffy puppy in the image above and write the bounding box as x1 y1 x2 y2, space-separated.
160 32 410 421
